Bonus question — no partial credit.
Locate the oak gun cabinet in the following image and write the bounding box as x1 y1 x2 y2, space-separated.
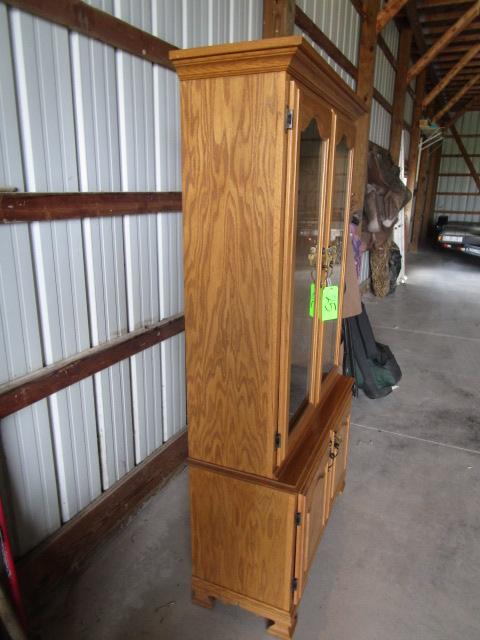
170 36 365 639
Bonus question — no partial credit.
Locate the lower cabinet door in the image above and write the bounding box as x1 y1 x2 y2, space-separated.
331 415 350 500
294 439 331 602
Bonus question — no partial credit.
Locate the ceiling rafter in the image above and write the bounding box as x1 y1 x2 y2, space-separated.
407 0 480 81
423 44 480 106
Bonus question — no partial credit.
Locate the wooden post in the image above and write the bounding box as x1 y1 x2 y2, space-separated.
450 124 480 192
262 0 295 37
351 0 382 218
410 146 431 252
404 71 426 252
420 144 442 243
390 27 413 164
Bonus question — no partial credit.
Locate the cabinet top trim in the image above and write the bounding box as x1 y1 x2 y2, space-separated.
170 36 366 121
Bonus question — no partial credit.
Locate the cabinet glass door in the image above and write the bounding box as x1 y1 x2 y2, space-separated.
320 134 351 379
288 118 325 428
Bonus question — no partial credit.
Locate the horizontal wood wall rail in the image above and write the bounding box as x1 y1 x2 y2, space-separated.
444 134 480 138
373 88 393 113
2 0 177 70
294 6 358 79
439 172 477 176
0 191 182 223
0 315 185 419
19 429 188 608
443 154 480 157
436 192 480 196
377 32 397 70
435 210 480 215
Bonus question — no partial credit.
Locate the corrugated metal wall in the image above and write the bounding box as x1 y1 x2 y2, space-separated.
434 111 480 223
294 0 360 90
370 21 398 150
0 0 262 556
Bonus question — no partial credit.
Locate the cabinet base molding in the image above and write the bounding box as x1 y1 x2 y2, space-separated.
191 576 297 639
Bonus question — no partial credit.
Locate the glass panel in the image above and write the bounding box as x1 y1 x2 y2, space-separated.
321 136 349 379
288 119 324 428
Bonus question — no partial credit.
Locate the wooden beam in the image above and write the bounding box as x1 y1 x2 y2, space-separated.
294 6 358 77
450 124 480 192
442 95 480 128
262 0 295 37
419 0 476 6
0 191 182 223
373 89 393 113
424 20 480 35
377 32 398 70
435 209 480 215
376 0 409 33
390 27 413 164
432 73 480 122
404 70 427 252
423 44 480 107
406 0 480 82
350 0 367 17
351 0 382 217
18 429 188 609
0 315 185 419
2 0 176 70
420 143 442 242
410 145 431 251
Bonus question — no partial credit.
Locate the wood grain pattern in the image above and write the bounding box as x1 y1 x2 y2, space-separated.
0 191 182 223
191 576 297 639
174 37 357 635
181 72 287 476
170 37 366 122
190 466 297 610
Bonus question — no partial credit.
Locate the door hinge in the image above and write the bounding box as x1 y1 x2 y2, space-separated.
295 512 302 526
285 107 294 131
275 432 282 449
291 577 298 592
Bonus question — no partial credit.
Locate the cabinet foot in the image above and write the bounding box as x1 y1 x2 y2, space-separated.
267 613 297 639
192 586 215 609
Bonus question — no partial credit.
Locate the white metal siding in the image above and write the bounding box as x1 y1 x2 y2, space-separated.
0 1 262 556
294 0 359 91
369 99 391 150
434 111 480 222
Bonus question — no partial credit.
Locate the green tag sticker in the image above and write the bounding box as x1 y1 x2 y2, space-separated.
321 285 339 321
309 282 316 318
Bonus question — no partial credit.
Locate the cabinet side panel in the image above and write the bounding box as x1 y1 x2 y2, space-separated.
190 466 296 610
181 72 287 476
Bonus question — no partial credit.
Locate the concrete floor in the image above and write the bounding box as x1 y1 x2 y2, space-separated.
39 250 480 640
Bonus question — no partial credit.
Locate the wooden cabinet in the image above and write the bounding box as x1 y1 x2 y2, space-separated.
170 36 364 639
